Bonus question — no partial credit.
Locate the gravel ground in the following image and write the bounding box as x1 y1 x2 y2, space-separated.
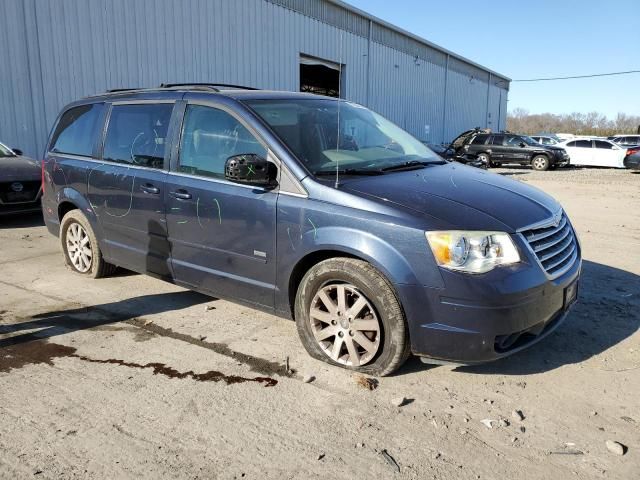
495 165 640 185
0 167 638 479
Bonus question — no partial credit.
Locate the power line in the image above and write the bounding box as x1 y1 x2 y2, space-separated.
512 69 640 82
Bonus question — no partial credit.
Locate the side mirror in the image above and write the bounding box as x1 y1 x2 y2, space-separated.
225 154 277 188
12 148 23 156
519 142 526 148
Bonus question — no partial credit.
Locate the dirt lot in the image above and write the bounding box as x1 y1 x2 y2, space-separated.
1 167 638 479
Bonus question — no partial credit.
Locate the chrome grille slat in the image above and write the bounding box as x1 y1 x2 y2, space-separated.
547 249 578 277
543 241 576 271
524 216 567 243
521 211 578 279
537 234 574 262
532 224 571 253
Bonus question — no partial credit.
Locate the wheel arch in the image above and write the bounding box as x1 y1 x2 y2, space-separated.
530 151 552 162
285 239 418 320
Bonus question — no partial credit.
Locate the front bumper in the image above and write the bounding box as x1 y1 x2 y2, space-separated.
0 198 42 216
555 153 570 167
398 247 581 364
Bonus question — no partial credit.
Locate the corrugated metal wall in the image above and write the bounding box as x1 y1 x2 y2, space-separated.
0 0 509 158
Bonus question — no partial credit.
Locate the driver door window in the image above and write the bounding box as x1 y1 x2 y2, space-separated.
103 103 173 169
505 136 524 147
179 105 267 179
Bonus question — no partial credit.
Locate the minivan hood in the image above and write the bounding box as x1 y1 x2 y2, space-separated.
341 163 561 232
0 155 41 181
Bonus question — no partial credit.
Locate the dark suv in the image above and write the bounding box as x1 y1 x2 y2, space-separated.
41 85 581 375
452 129 570 170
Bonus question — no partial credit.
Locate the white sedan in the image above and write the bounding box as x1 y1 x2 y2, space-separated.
558 138 628 168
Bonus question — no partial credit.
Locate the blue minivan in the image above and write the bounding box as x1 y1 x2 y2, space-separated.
42 85 581 375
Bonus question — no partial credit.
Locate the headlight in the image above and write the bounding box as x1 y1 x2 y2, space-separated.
425 231 521 274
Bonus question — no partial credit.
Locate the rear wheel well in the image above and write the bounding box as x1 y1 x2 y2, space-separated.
288 250 360 319
58 201 78 222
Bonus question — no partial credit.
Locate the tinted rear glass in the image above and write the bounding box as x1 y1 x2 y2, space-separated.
103 103 173 169
50 103 104 157
594 140 613 149
490 135 504 145
471 134 489 145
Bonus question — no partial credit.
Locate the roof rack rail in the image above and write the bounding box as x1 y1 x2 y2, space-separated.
106 87 143 93
158 83 259 91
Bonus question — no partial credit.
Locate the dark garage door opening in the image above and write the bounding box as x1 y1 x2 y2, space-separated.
300 55 341 98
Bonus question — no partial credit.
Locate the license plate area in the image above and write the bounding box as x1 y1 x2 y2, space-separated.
564 280 578 309
5 191 36 202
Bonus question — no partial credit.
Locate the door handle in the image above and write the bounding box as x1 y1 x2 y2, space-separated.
140 183 160 194
169 189 192 200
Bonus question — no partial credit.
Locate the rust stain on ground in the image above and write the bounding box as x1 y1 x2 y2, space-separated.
0 340 277 387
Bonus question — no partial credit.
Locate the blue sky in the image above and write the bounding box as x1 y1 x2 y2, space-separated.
344 0 640 118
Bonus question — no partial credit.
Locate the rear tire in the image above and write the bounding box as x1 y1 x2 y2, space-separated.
294 258 410 376
60 209 116 278
531 155 550 171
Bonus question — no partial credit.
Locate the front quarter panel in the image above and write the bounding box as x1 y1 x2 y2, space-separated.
274 192 445 316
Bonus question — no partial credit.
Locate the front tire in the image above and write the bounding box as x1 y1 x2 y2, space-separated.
531 155 550 171
60 209 116 278
294 258 410 376
476 152 490 167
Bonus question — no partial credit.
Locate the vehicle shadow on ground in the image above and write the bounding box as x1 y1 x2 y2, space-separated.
0 291 211 349
0 211 44 229
454 260 639 376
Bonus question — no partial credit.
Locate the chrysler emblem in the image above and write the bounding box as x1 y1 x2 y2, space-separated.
10 182 23 192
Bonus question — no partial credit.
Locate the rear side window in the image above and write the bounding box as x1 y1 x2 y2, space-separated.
178 105 267 179
471 134 489 145
50 104 104 157
574 140 592 148
490 135 504 145
594 140 613 149
103 103 173 169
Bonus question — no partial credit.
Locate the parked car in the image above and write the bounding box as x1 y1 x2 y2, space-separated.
425 143 454 159
623 147 640 170
425 142 487 169
557 138 628 168
41 85 581 375
0 142 43 216
451 130 570 170
530 135 561 146
610 135 640 147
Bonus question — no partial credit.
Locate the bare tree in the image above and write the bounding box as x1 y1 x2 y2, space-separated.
506 110 640 136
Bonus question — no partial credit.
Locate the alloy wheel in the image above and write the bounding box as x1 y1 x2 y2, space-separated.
309 283 381 366
66 223 92 273
533 157 548 170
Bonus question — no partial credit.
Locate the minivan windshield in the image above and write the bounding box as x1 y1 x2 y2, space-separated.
245 99 441 175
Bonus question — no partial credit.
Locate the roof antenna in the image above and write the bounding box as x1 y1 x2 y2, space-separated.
335 30 343 189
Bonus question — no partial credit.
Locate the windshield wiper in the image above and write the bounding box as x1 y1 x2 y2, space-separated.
382 159 446 172
313 168 384 176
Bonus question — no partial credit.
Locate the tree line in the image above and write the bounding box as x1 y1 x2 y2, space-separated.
506 109 640 136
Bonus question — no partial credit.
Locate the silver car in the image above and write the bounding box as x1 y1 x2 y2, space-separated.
0 142 42 216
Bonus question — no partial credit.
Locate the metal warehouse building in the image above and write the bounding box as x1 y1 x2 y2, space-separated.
0 0 510 158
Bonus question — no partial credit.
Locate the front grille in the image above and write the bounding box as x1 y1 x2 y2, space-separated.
0 181 41 204
521 211 578 278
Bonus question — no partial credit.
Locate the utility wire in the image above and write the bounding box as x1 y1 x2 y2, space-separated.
512 69 640 82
